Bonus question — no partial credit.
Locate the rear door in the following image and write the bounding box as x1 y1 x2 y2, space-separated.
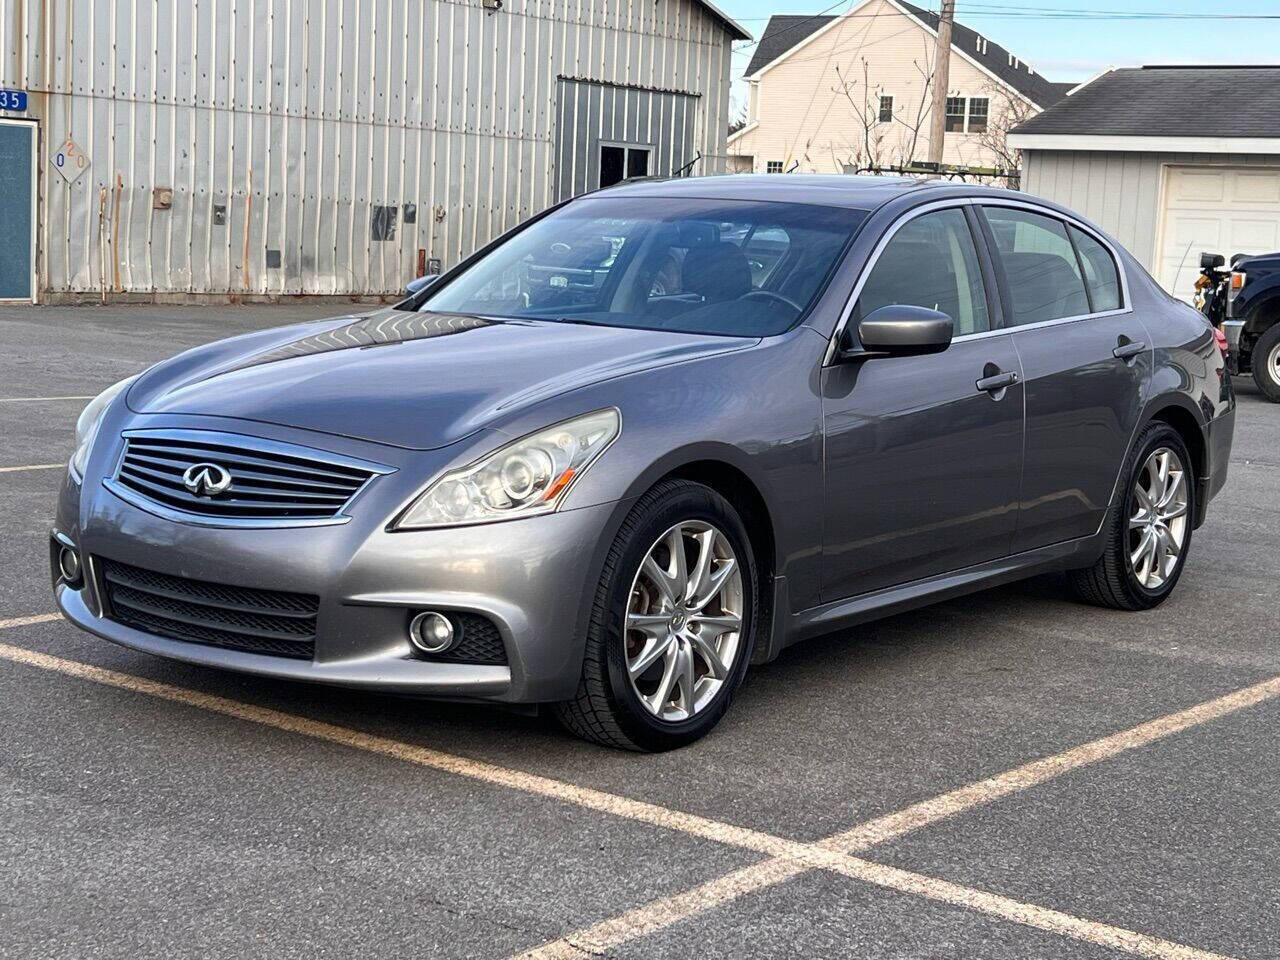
821 203 1025 600
977 203 1149 553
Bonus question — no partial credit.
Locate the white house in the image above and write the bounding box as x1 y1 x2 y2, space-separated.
730 0 1069 180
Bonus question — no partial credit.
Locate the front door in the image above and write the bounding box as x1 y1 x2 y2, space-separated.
0 120 35 302
821 206 1025 601
977 204 1149 551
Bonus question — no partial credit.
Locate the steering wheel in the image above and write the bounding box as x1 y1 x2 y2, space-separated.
740 289 803 312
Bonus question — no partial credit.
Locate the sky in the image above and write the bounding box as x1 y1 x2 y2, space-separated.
722 0 1280 109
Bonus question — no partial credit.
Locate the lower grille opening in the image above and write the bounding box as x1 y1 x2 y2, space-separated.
99 558 318 661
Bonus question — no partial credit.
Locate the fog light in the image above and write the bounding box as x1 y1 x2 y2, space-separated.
58 546 82 584
409 611 456 655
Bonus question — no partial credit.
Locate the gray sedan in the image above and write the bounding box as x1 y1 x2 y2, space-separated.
52 176 1236 750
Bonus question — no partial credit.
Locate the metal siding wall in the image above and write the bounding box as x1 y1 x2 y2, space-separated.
554 76 699 202
0 0 734 297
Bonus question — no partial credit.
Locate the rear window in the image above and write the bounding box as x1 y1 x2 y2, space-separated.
983 206 1091 326
1069 225 1123 312
421 197 868 337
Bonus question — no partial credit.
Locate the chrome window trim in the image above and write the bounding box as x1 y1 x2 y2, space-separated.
102 428 395 530
824 195 1134 365
824 198 977 365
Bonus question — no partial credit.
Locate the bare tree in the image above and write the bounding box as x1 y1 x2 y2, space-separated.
972 81 1037 185
831 37 935 173
727 101 749 138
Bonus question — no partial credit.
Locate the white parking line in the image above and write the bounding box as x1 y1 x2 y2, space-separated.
0 464 64 474
0 624 1267 960
0 396 93 402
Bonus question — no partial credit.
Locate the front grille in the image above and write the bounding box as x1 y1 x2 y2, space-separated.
112 431 378 521
100 558 318 660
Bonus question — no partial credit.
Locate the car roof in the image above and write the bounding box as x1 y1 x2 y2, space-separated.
586 174 1019 213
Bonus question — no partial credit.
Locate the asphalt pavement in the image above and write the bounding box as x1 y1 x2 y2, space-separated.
1 304 1276 959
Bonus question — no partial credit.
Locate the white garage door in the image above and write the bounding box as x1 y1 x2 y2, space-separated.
1157 165 1280 301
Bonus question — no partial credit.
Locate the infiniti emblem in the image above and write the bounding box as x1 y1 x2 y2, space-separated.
182 462 233 497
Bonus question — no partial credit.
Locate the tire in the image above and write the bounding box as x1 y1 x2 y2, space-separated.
554 479 758 751
1068 422 1195 611
1250 323 1280 403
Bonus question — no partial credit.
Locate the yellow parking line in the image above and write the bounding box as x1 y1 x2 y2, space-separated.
520 673 1280 958
0 614 62 630
0 625 1267 960
0 464 64 473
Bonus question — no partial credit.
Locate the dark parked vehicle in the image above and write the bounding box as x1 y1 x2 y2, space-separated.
53 176 1235 751
1220 251 1280 401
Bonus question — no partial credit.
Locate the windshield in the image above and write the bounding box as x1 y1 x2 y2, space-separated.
420 196 868 337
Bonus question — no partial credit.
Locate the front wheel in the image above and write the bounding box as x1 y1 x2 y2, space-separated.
1068 422 1195 611
554 480 758 751
1250 324 1280 402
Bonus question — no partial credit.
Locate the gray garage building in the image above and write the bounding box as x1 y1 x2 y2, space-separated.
1009 66 1280 302
0 0 746 303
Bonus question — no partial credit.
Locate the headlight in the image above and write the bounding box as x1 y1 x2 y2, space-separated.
70 376 138 480
393 408 620 529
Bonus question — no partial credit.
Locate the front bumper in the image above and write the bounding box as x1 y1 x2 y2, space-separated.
52 419 621 703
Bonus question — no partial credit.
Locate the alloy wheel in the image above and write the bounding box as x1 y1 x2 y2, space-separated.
624 521 744 722
1270 340 1280 385
1128 447 1189 590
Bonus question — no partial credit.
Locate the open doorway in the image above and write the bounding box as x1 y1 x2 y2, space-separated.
599 143 650 189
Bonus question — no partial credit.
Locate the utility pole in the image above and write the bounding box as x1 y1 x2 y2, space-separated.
927 0 956 172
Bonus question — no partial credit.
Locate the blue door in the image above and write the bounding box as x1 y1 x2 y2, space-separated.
0 121 35 300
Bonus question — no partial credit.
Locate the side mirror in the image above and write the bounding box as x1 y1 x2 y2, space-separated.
1199 252 1225 271
404 274 440 296
841 304 954 360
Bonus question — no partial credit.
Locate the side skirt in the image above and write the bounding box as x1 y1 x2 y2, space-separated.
761 529 1108 661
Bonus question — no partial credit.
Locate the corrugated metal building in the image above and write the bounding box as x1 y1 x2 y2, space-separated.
0 0 746 303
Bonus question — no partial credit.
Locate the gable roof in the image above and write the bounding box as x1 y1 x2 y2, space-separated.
694 0 752 41
743 1 1067 108
1011 66 1280 138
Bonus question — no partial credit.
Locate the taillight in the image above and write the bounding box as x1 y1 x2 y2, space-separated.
1213 325 1229 356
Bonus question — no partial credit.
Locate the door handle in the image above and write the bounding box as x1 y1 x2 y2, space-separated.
1113 340 1147 361
976 370 1019 394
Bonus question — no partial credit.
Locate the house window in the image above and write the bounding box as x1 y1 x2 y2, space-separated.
945 97 967 133
878 95 894 123
766 160 784 174
967 97 989 133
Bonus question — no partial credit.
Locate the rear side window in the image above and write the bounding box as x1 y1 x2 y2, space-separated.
983 207 1090 325
857 208 991 336
1068 225 1122 311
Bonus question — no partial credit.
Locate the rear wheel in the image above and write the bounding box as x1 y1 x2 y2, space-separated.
1069 422 1194 611
1251 324 1280 402
554 480 757 751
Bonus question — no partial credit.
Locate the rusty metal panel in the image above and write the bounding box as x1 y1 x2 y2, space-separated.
0 0 736 298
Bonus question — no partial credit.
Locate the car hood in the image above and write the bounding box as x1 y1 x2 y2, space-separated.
127 310 755 450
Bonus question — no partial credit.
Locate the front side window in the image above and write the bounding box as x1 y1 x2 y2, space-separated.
945 96 967 133
856 208 991 336
878 95 894 123
983 207 1091 325
967 97 989 133
421 197 867 337
1068 225 1122 312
